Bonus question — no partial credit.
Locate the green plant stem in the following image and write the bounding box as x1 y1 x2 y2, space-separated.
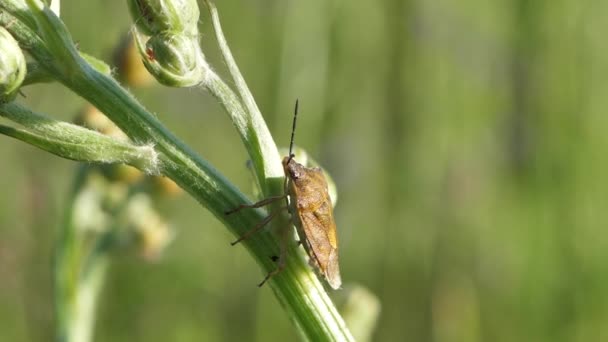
202 70 281 197
0 2 355 339
57 249 108 342
203 0 282 197
0 104 160 173
55 168 109 342
23 61 53 85
66 64 353 341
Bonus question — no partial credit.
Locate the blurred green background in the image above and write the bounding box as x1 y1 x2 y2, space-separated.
1 0 607 341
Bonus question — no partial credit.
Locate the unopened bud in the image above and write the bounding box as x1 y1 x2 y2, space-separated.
136 32 207 87
105 164 145 184
0 27 26 103
113 32 154 87
74 105 128 140
151 176 183 197
127 0 200 37
126 194 175 260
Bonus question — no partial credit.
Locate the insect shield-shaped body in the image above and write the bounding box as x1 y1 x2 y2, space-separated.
226 100 341 289
283 155 341 289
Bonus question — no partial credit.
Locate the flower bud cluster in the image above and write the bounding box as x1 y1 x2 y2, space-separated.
126 194 175 261
128 0 199 37
127 0 207 87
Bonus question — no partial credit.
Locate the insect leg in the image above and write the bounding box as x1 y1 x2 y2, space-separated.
258 221 291 287
230 206 287 245
225 195 287 215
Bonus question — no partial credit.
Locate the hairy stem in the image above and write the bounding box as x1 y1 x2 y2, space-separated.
0 1 355 339
67 65 353 341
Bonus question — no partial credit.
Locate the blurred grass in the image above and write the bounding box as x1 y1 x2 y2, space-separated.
1 0 608 341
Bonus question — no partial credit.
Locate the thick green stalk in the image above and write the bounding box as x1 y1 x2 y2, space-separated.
0 1 354 340
67 66 353 341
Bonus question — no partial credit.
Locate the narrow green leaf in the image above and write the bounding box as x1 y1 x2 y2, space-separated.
0 103 160 174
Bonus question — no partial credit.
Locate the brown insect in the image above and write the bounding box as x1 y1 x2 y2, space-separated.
226 100 341 289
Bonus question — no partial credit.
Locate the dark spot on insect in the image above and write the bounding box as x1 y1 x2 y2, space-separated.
270 255 279 262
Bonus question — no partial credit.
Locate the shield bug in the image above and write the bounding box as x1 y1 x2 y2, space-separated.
226 100 341 289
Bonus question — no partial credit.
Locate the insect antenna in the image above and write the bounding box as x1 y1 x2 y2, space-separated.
287 99 299 163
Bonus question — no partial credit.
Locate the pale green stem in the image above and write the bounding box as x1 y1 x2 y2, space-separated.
54 168 109 342
203 0 282 197
0 1 355 340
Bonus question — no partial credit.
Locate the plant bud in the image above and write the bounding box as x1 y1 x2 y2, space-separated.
126 194 174 261
137 32 207 87
0 27 26 103
74 104 129 140
113 32 155 87
151 175 183 197
127 0 200 37
105 164 145 184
